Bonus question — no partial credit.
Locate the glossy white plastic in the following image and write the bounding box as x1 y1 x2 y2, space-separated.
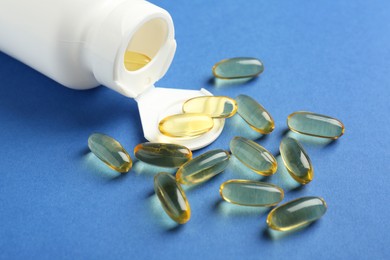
0 0 224 149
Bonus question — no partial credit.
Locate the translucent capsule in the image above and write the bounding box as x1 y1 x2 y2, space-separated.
154 172 191 224
236 95 275 134
134 143 192 168
159 113 214 138
124 51 151 71
212 57 264 79
267 197 327 231
280 137 313 184
183 96 237 118
176 149 230 185
88 133 132 173
287 111 345 139
219 180 284 206
230 137 277 176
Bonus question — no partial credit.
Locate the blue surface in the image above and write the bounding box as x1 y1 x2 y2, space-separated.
0 0 389 259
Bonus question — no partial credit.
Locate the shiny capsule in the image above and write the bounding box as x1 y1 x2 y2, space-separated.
267 197 327 231
134 143 192 168
236 95 275 134
212 57 264 79
159 113 214 138
288 111 345 139
183 96 237 118
230 137 277 176
124 51 151 71
176 149 230 185
280 137 313 184
220 180 284 206
88 133 132 173
154 172 191 224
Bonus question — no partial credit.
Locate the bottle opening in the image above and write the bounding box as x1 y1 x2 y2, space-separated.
124 18 168 71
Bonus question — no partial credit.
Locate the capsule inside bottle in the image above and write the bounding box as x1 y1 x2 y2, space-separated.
124 51 151 71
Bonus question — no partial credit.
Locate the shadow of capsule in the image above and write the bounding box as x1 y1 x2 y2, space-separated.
147 194 183 232
262 222 316 240
214 199 270 217
133 161 176 178
285 130 335 147
83 152 123 179
211 76 258 87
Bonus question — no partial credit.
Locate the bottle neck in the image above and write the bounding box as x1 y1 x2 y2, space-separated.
84 0 176 98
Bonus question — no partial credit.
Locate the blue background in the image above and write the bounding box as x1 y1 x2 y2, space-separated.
1 0 389 259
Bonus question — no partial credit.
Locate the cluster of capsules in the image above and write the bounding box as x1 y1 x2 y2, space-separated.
88 57 345 232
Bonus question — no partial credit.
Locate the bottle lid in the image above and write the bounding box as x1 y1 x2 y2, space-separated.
136 87 225 150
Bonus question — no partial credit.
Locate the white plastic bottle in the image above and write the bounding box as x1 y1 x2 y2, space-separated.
0 0 224 149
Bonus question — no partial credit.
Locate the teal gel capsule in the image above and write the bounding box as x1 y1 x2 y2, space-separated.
267 197 327 231
230 137 277 176
88 133 132 173
287 111 345 139
176 149 230 185
212 57 264 79
220 180 284 206
154 172 191 224
236 95 275 134
280 137 313 184
134 143 192 168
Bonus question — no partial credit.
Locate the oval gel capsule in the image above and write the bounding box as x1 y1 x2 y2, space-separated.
183 96 237 118
220 180 284 206
88 133 132 173
212 57 264 79
230 137 277 176
159 113 214 138
124 51 151 71
236 95 275 134
280 137 313 184
267 196 327 231
154 172 191 224
134 143 192 168
176 149 230 185
287 111 345 139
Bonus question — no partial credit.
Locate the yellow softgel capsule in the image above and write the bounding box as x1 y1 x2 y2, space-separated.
176 149 230 185
88 133 132 173
154 172 191 224
287 111 345 139
230 136 277 176
279 137 313 184
124 51 151 71
182 96 237 118
134 143 192 168
267 196 327 231
158 113 214 138
219 180 284 207
236 95 275 134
